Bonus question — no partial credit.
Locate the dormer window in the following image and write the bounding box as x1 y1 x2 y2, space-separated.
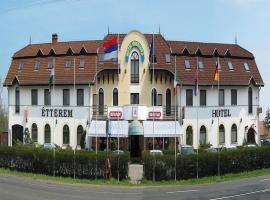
35 61 41 70
65 60 72 68
198 61 204 69
244 62 250 71
165 54 171 63
184 60 190 70
48 58 54 69
18 63 24 70
228 61 234 71
79 59 85 68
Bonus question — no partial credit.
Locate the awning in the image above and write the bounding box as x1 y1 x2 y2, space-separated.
88 120 128 137
143 121 182 137
129 120 144 136
111 120 129 137
88 120 106 137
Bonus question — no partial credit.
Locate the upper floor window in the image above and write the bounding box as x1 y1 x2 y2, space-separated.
15 87 20 113
231 89 237 106
79 59 85 68
18 63 24 70
186 89 193 106
31 89 38 105
130 52 139 83
77 89 84 106
228 61 234 71
113 88 118 106
244 62 250 71
165 54 171 63
151 88 157 106
219 89 225 106
44 89 51 106
198 61 204 69
65 60 72 68
200 90 206 106
35 61 41 70
131 93 139 104
48 58 54 69
248 87 253 114
184 60 190 70
63 89 70 106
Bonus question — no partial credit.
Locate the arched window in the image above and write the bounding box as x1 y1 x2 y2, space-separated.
186 126 193 145
44 124 51 143
63 125 70 145
31 123 38 142
166 89 171 116
219 124 225 145
15 87 20 113
77 125 84 146
231 124 237 144
99 88 104 115
113 88 118 106
248 87 253 114
151 88 157 106
130 52 139 83
200 126 207 145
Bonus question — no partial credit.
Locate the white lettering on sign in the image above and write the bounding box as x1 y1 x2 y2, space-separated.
148 111 162 119
109 111 122 119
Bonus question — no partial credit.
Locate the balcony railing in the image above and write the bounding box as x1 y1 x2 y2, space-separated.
92 105 108 120
163 106 179 120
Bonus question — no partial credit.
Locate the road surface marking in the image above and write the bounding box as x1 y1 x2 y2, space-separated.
260 178 270 182
209 188 270 200
167 189 200 194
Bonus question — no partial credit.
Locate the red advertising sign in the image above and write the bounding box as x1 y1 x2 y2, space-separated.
148 111 162 119
109 111 122 119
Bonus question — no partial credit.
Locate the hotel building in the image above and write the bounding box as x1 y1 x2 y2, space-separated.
4 30 264 157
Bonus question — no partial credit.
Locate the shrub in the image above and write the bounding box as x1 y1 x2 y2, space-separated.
143 146 270 180
0 146 129 180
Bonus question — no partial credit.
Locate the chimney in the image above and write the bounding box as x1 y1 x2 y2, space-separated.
52 33 58 44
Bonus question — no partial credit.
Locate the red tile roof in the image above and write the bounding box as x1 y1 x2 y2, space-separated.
4 33 264 87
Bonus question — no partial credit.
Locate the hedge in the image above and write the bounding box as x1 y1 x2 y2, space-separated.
143 146 270 180
0 146 129 180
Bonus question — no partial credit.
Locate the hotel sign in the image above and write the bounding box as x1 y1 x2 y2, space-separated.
125 41 145 62
212 109 231 118
41 107 73 118
148 111 162 119
109 111 122 119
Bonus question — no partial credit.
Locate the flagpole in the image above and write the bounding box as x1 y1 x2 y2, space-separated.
217 56 220 178
174 55 177 181
196 56 199 179
117 32 120 182
52 58 56 177
73 57 76 179
152 33 155 182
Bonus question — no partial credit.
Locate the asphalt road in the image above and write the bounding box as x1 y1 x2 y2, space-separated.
1 174 270 200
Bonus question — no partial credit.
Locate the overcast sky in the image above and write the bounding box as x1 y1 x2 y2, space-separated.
0 0 269 115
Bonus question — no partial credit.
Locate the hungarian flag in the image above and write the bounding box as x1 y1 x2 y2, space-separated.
103 37 118 61
49 66 55 91
214 61 219 81
174 68 179 96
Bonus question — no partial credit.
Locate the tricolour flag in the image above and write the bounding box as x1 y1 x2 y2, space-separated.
49 66 55 91
194 61 199 96
149 36 154 63
174 67 179 96
214 61 219 81
103 37 118 61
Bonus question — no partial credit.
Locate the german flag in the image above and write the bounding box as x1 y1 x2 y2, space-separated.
214 61 219 81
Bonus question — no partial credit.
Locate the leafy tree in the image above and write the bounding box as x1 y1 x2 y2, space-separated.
265 109 270 130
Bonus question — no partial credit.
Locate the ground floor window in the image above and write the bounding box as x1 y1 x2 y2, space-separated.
231 124 237 144
200 125 207 145
219 124 225 145
91 137 128 151
44 124 51 143
63 125 70 145
186 126 193 145
31 123 38 143
145 137 170 150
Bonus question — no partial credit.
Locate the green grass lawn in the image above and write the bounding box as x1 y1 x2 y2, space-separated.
1 167 270 186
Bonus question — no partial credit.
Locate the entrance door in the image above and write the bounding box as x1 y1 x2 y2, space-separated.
12 125 23 145
247 128 256 144
130 135 141 158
